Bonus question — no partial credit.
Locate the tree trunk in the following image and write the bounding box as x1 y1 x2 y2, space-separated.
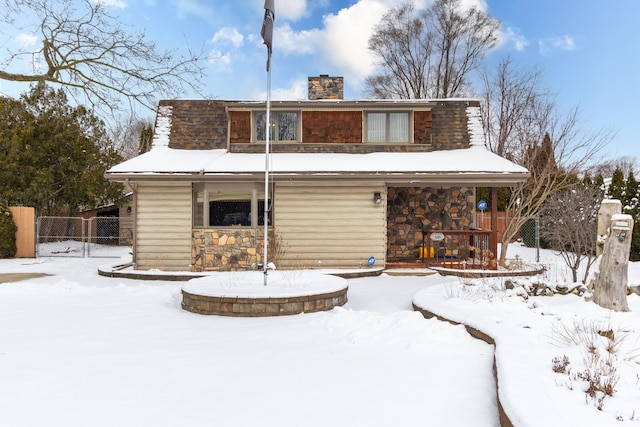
596 199 622 256
593 214 632 312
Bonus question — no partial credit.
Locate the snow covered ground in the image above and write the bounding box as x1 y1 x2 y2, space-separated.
0 245 638 426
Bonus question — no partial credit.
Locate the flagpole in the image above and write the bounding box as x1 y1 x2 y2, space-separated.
263 58 271 286
261 0 275 286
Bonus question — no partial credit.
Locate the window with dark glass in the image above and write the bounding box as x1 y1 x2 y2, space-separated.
209 200 268 226
193 186 271 228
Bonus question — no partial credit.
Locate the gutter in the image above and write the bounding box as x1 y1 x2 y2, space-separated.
106 170 530 187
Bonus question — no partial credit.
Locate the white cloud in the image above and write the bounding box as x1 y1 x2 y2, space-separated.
500 27 529 51
208 49 232 69
94 0 127 8
272 0 388 94
277 0 309 21
253 78 308 100
276 23 321 55
212 27 244 48
320 1 387 79
272 78 308 100
539 35 576 54
170 0 213 20
458 0 489 11
15 33 37 48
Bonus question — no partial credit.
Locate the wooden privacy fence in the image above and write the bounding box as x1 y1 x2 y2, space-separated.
9 206 35 258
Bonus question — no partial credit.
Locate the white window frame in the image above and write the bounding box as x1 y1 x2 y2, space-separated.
365 111 412 143
254 110 300 143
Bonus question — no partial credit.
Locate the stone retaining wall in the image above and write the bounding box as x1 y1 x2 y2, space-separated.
182 287 348 316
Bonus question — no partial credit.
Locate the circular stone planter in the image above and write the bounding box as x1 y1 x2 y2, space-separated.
181 271 349 316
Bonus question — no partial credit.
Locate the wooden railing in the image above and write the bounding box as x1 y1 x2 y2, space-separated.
420 229 497 269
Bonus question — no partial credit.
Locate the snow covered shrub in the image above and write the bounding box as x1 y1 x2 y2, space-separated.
551 317 628 411
552 355 570 373
0 205 17 258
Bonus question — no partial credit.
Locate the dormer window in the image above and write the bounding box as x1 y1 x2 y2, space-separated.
255 111 299 142
366 111 410 143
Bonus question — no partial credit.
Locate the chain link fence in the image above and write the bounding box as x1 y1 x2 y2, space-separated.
519 217 540 262
37 216 127 258
475 213 540 262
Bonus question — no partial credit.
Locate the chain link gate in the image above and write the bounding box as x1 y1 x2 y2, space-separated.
475 213 540 262
87 217 123 257
37 216 126 258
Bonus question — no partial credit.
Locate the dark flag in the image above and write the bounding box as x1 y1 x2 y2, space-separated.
261 0 275 70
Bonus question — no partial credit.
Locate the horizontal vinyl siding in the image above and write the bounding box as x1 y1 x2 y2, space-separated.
275 182 386 269
135 182 192 271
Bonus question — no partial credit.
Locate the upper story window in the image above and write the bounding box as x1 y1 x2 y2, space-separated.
255 111 299 142
366 111 410 143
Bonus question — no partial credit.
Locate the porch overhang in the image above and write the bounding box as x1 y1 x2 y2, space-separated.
106 147 530 187
106 170 529 187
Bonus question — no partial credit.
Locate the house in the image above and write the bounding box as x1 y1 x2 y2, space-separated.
105 76 529 272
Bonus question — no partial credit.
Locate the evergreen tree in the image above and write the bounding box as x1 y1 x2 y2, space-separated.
0 83 123 216
623 171 640 261
600 169 640 261
624 170 638 208
607 167 625 201
0 204 17 258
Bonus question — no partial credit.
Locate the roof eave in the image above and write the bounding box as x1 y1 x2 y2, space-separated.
105 171 530 186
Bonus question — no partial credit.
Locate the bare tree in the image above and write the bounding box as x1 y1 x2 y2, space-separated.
0 0 204 112
481 58 613 265
539 184 601 284
480 56 550 158
364 0 499 99
497 110 611 265
585 155 638 180
110 115 154 160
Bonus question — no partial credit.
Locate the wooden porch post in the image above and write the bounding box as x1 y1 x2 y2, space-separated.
490 187 498 268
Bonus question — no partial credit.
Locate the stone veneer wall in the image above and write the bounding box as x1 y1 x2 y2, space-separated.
159 100 228 150
308 75 344 100
430 100 478 150
192 228 267 271
182 288 348 317
387 187 475 260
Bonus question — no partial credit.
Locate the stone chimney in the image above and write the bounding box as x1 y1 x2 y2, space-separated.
308 75 344 100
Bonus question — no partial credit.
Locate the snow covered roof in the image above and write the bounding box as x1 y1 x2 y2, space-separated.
107 146 529 185
106 99 529 186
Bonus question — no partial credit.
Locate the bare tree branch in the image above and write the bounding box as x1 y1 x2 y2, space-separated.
364 0 499 99
480 57 614 265
0 0 205 113
540 184 601 283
